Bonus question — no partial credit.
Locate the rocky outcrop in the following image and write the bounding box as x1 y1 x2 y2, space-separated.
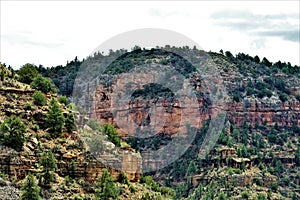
191 169 278 188
0 186 20 200
83 74 210 137
0 144 142 183
0 87 35 95
86 75 299 137
226 97 300 127
227 173 278 187
0 86 142 183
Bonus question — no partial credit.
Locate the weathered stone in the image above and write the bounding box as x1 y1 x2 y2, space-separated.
85 75 299 136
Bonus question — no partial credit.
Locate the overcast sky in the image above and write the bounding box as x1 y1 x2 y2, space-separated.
1 1 299 69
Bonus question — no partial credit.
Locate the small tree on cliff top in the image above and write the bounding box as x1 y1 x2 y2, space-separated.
18 63 39 84
31 74 57 94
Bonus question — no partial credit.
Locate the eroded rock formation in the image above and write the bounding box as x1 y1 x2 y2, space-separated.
86 75 300 136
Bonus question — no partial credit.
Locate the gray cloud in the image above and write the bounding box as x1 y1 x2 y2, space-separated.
211 10 298 21
215 21 263 31
257 30 299 42
2 32 64 48
211 9 299 43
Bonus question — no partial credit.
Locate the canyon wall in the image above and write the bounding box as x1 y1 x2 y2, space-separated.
87 75 300 136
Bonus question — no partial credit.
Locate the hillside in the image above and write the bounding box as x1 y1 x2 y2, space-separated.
0 66 175 199
0 46 299 199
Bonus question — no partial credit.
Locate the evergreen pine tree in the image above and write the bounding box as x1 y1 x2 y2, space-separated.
65 112 76 133
39 151 57 187
18 63 39 84
69 159 77 179
0 116 26 151
95 168 118 200
31 75 57 94
218 192 226 200
46 98 65 136
101 124 120 146
102 176 118 200
20 174 41 200
187 160 197 176
0 64 6 81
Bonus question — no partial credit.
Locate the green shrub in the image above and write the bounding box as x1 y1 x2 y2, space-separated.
12 93 18 99
291 192 297 200
270 182 278 191
187 160 197 176
31 75 57 94
32 124 40 132
281 176 290 186
65 175 74 186
101 124 121 146
241 191 249 199
79 179 86 187
0 116 26 151
58 95 69 105
129 184 136 193
257 194 265 200
73 194 83 200
279 93 287 102
18 63 39 84
158 186 176 197
257 89 273 98
255 82 268 90
253 177 263 186
283 87 291 95
218 192 226 200
33 91 47 106
24 103 32 110
96 168 119 200
86 118 101 131
87 134 104 154
233 92 240 102
274 78 286 91
140 176 159 191
118 172 129 185
268 129 277 144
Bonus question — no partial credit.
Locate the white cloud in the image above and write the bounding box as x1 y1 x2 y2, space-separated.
0 1 299 68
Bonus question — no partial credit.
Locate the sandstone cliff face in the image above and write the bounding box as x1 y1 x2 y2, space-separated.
219 69 300 127
87 75 300 136
88 74 209 136
226 98 300 127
